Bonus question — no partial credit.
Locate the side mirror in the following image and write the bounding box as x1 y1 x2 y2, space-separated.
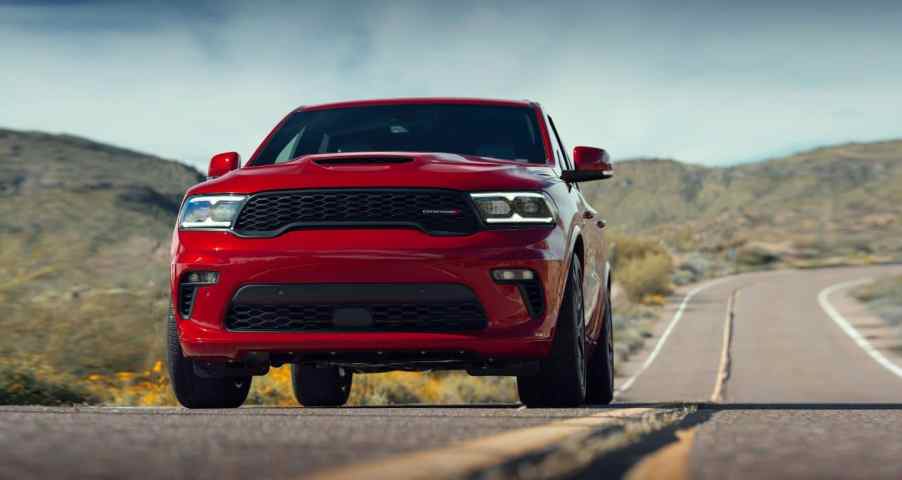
208 151 240 179
561 146 613 182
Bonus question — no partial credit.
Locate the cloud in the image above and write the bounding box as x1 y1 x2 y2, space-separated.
2 0 902 169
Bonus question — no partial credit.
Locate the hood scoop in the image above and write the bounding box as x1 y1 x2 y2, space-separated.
314 156 413 166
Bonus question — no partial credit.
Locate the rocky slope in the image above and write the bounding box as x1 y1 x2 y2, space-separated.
0 128 202 373
584 140 902 264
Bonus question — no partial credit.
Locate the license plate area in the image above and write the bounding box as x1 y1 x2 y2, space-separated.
332 307 374 329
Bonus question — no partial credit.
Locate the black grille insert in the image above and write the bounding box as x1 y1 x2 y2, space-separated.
226 302 487 332
519 280 545 318
233 189 479 237
179 285 198 318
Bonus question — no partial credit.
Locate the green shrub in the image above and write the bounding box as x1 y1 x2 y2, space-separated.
618 252 674 303
349 371 517 406
735 246 780 267
0 360 98 406
610 234 670 272
610 234 674 302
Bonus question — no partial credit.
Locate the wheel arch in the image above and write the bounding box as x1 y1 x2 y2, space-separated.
548 231 584 336
572 234 586 279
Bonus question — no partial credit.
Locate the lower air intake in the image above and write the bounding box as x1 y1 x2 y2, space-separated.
226 302 487 332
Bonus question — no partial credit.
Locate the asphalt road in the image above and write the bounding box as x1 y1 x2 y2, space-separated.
0 405 618 479
2 266 902 479
618 265 902 479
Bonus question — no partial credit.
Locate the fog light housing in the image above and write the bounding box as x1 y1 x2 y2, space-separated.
185 271 219 285
491 269 536 282
491 269 544 318
178 271 218 319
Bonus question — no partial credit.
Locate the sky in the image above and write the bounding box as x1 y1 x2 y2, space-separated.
2 0 902 171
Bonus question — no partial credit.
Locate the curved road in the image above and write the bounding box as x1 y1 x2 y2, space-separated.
618 265 902 479
2 266 901 479
620 266 902 403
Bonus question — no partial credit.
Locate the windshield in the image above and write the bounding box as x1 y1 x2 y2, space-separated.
250 104 547 165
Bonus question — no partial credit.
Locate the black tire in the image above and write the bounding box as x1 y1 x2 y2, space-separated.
517 256 588 407
586 293 615 404
166 307 251 409
291 365 353 407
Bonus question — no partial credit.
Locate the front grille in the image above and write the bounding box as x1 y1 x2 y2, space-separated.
226 302 487 332
233 189 479 236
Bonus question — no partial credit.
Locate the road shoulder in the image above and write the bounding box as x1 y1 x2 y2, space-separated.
820 278 902 377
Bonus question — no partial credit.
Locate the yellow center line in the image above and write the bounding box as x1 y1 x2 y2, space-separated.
315 276 746 479
625 427 697 480
710 288 739 403
310 408 656 480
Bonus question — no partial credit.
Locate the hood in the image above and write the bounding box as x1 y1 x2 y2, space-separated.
189 152 557 195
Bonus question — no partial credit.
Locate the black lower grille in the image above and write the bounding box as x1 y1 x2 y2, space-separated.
519 281 545 318
179 285 198 317
233 189 480 237
226 302 487 332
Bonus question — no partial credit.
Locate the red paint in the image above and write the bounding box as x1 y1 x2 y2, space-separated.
172 98 611 363
572 146 613 174
207 151 240 178
296 97 535 113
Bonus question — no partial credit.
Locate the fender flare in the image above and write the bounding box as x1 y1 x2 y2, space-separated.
566 224 583 271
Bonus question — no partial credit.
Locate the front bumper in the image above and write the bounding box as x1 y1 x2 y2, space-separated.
172 227 567 361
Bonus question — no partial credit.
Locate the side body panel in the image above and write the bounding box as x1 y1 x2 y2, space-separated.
537 107 609 348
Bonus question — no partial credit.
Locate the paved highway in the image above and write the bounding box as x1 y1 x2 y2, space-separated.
617 265 902 479
2 266 901 479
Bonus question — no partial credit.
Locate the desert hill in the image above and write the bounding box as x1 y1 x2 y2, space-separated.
584 140 902 263
0 128 202 373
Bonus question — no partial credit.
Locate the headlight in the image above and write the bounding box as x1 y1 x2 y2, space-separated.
178 195 247 229
470 192 555 224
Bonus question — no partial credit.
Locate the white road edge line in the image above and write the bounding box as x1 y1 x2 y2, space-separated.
616 277 731 395
818 278 902 379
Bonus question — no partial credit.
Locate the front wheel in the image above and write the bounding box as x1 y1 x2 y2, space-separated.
586 294 615 404
166 308 251 409
517 256 588 407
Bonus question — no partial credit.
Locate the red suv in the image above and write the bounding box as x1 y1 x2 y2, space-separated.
167 98 615 408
